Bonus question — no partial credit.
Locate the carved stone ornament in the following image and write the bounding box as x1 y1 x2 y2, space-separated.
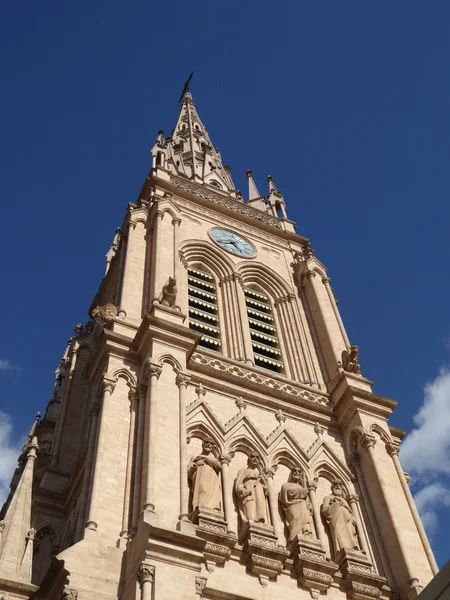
137 563 155 585
341 346 361 375
291 535 338 593
195 576 207 597
385 441 400 456
175 372 191 388
241 522 289 582
62 586 78 600
142 360 163 381
334 548 385 600
99 375 117 397
191 352 330 405
194 504 237 568
171 175 282 229
158 277 178 307
91 303 118 325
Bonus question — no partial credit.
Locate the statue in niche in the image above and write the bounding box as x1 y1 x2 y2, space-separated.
188 438 222 513
321 479 359 555
279 465 314 542
234 451 268 532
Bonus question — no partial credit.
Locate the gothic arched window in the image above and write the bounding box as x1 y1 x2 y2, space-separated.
244 286 283 373
188 266 221 352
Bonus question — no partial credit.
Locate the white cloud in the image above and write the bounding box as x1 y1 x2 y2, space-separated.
401 368 450 476
0 412 22 506
0 359 22 381
400 368 450 538
413 483 450 535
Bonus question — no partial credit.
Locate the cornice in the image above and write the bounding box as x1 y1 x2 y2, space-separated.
150 173 309 246
188 350 335 425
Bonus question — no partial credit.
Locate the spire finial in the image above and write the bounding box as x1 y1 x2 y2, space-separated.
179 71 194 103
246 170 261 200
267 174 281 196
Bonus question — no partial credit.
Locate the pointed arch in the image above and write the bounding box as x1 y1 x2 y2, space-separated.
111 367 137 389
226 431 267 466
187 422 224 454
237 261 294 301
269 445 310 475
368 423 391 444
180 239 235 279
153 353 184 373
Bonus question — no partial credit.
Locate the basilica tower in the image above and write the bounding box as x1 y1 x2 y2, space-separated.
0 90 438 600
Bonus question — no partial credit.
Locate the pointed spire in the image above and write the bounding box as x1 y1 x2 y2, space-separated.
151 90 239 198
0 434 39 583
246 170 261 200
267 174 288 219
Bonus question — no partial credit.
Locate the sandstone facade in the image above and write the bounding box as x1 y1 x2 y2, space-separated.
0 91 438 600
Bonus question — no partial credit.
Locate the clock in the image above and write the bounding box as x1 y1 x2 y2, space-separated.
209 228 256 257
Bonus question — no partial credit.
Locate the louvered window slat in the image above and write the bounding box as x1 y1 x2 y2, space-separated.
244 287 283 373
188 268 221 351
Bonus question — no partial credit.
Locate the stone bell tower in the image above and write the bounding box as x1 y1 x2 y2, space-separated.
0 88 438 600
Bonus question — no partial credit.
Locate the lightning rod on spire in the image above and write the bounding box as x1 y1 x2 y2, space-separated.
179 71 194 103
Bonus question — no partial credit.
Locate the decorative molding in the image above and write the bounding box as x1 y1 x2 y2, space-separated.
385 441 400 456
62 587 78 600
190 352 329 406
195 576 208 597
171 175 282 229
349 582 382 599
138 563 155 585
361 434 377 450
300 569 333 586
99 374 117 397
175 372 191 388
275 409 286 423
219 453 234 465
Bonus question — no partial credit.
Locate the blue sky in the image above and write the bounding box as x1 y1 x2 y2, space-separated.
1 1 449 568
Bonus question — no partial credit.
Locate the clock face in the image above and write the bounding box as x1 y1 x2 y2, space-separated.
209 228 256 257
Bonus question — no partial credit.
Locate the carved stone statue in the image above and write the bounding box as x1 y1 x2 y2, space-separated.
341 346 361 375
91 303 118 325
159 277 177 307
188 438 222 512
279 465 313 542
234 452 268 531
321 480 359 556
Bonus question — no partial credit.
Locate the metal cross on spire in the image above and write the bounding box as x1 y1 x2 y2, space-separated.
179 71 194 103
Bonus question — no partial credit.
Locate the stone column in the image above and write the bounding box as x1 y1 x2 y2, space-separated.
308 480 329 555
303 267 347 377
76 402 100 540
151 209 165 303
85 374 116 531
144 364 162 512
360 434 421 596
51 347 79 467
265 468 284 546
119 219 136 318
138 564 155 600
131 386 146 531
220 453 235 534
120 387 137 541
386 442 438 575
347 452 392 585
172 217 181 282
234 275 254 364
176 372 191 523
347 493 370 557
